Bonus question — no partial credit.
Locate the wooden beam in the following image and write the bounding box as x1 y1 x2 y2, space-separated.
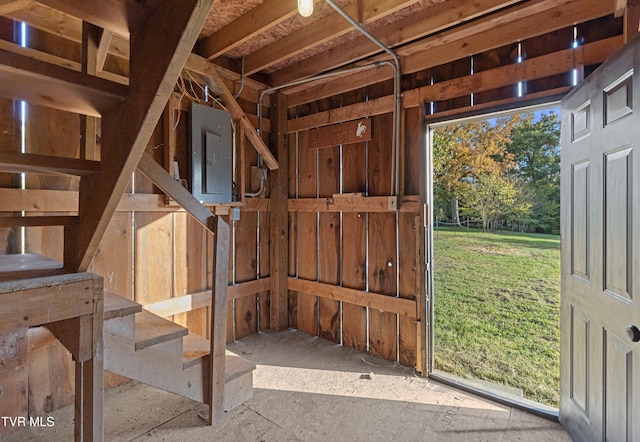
0 152 100 175
96 29 113 72
0 47 127 116
270 0 522 85
288 95 393 133
0 0 31 15
186 57 279 170
288 278 417 318
0 272 97 331
272 0 610 86
208 216 229 425
6 3 130 60
289 196 399 212
269 92 288 331
0 188 271 213
198 0 298 60
244 0 423 75
309 118 372 149
403 36 622 107
185 53 268 102
401 0 613 76
136 153 215 231
36 0 163 36
0 215 78 227
143 279 272 317
287 37 616 131
426 86 573 122
70 0 214 272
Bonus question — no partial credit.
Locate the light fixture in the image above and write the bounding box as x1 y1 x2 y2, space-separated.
298 0 314 17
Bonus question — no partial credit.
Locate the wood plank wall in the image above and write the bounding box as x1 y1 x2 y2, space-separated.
0 10 627 429
0 69 268 434
283 13 624 371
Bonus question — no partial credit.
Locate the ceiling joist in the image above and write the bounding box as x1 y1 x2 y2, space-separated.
243 0 423 76
198 0 298 60
283 0 614 103
269 0 523 85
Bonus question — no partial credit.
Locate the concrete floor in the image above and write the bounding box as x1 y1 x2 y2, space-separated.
6 329 570 441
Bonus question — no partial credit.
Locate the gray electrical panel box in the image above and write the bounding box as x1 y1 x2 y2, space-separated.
190 103 233 203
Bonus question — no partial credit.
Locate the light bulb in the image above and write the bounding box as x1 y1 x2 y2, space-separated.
298 0 313 17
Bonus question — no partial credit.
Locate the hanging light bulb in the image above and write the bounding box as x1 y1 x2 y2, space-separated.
298 0 314 17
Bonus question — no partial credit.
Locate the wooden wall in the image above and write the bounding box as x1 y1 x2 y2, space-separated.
0 8 629 432
0 91 269 431
286 97 424 367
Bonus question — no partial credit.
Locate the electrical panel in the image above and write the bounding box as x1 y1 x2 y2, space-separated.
190 103 232 204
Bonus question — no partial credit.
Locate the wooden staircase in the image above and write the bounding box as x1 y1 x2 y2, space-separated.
103 290 255 411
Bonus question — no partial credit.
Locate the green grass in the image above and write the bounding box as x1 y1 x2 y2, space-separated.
433 228 560 407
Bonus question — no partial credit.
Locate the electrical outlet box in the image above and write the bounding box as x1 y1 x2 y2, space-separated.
190 103 232 203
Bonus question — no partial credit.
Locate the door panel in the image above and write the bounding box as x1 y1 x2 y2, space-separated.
561 35 640 441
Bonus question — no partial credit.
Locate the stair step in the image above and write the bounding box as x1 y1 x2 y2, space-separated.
0 253 65 282
103 290 142 321
182 333 256 381
135 310 188 351
182 332 209 369
0 152 100 176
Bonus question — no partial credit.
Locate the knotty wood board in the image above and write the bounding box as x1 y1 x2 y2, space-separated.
258 210 270 331
293 130 318 336
368 211 398 361
234 211 258 339
398 212 417 367
403 107 422 197
317 146 340 343
309 118 372 150
367 108 397 361
340 138 368 350
367 113 393 197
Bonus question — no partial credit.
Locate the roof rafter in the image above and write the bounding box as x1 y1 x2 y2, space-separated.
270 0 552 86
197 0 298 60
243 0 423 76
285 0 615 111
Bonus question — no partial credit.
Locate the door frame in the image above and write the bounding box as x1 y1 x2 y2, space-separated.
424 102 562 419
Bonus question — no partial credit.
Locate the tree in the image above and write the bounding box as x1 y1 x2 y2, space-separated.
433 118 517 225
505 112 561 232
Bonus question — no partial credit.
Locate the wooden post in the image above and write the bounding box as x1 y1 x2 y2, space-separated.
269 92 289 331
208 216 229 424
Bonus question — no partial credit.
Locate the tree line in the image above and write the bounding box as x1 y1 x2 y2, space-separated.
433 111 560 234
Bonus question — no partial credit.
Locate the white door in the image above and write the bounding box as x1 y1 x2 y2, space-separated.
560 36 640 440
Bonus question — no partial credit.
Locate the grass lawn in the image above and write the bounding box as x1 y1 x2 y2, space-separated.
433 228 560 407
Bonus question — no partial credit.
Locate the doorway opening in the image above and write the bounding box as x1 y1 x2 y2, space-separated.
427 104 561 413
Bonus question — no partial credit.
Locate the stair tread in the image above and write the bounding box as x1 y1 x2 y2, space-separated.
182 333 256 381
104 290 142 320
135 310 188 351
0 253 65 282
